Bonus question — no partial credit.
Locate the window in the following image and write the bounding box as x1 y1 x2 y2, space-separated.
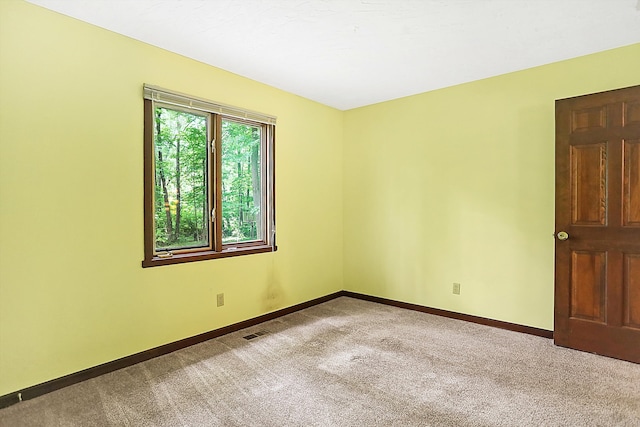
143 85 276 267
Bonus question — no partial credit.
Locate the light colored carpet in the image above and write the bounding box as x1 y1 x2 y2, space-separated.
1 297 639 426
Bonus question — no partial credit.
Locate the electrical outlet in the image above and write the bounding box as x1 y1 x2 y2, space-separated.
453 283 461 295
216 293 224 307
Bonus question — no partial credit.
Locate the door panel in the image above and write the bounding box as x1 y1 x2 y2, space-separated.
570 251 607 323
623 254 640 328
623 140 640 226
555 85 640 363
571 106 607 132
625 101 640 125
570 143 607 225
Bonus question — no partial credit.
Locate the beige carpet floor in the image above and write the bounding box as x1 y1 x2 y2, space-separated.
1 297 639 426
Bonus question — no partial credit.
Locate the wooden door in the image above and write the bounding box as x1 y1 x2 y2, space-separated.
555 85 640 363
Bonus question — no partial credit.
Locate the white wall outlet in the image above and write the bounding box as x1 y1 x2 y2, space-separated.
217 293 224 307
453 283 461 295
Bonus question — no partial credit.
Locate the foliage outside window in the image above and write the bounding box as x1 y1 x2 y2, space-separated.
143 85 276 267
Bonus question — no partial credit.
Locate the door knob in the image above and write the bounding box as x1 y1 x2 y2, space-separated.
556 231 569 241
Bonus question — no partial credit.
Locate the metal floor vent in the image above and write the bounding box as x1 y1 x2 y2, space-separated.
243 330 270 340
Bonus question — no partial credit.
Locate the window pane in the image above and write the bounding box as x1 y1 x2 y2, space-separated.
221 119 262 244
154 107 209 251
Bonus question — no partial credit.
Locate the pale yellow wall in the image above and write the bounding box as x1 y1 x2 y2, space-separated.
2 0 639 397
0 0 343 395
344 43 640 331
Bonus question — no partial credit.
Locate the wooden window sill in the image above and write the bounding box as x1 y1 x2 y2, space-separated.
142 245 277 268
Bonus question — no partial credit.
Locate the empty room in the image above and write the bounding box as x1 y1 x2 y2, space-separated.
0 0 639 425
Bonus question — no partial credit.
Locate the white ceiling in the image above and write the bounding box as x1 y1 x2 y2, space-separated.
26 0 640 110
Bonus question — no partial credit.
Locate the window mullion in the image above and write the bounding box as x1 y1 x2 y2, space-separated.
268 124 276 248
143 99 156 261
213 113 223 252
261 124 269 245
